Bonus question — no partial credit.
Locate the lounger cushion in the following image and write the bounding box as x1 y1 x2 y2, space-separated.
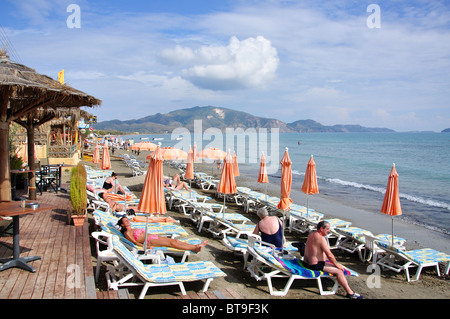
253 245 357 278
112 236 226 283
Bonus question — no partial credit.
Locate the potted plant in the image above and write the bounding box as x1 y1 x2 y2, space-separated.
69 163 88 226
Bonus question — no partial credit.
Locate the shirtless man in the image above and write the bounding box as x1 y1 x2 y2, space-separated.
303 221 363 299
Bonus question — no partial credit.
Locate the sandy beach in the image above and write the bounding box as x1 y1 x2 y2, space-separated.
83 147 450 299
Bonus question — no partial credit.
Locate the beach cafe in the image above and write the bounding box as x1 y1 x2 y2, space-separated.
0 50 101 201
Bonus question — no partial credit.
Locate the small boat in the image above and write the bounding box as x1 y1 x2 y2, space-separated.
175 137 183 141
152 137 164 141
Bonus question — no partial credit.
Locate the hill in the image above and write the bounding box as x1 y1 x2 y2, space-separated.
93 106 395 133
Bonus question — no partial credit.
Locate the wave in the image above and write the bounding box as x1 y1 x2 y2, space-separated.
324 177 450 211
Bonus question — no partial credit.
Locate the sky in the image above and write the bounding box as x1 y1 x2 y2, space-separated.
1 0 449 132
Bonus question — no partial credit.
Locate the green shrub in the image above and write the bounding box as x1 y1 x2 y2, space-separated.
70 163 87 216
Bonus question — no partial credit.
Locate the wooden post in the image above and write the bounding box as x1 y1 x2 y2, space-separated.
27 120 37 200
0 91 11 201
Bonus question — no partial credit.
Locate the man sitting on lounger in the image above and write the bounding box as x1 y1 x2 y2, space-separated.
304 221 363 299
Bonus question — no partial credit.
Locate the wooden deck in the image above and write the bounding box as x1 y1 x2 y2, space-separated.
0 189 243 300
0 190 97 299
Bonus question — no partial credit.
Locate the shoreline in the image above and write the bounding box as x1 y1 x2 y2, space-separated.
110 148 450 254
231 164 450 255
86 147 450 299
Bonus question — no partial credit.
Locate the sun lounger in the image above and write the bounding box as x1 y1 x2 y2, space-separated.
373 242 450 282
336 228 406 261
246 236 358 296
199 210 251 235
107 236 226 298
165 188 211 213
222 234 299 267
98 221 201 263
93 210 188 238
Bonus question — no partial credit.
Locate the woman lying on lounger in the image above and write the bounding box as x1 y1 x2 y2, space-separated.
164 174 190 191
117 217 208 253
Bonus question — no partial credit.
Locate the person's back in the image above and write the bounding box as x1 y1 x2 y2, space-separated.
303 231 326 265
258 216 283 248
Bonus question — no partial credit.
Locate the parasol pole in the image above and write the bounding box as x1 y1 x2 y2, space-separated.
143 213 149 255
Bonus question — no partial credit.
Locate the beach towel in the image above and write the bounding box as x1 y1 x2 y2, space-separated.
274 257 358 278
103 193 134 202
131 216 177 223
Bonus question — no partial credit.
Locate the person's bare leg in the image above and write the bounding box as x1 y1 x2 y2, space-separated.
323 264 354 295
150 237 208 252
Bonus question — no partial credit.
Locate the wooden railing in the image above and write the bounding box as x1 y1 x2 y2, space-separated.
48 145 78 158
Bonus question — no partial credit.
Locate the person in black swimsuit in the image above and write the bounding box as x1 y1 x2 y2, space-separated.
103 172 127 194
252 208 284 248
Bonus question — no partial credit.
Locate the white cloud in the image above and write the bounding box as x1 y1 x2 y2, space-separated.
161 36 279 90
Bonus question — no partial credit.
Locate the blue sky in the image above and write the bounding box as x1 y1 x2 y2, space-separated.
1 0 449 131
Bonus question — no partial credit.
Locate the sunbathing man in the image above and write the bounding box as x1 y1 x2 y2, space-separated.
253 208 284 248
303 221 363 299
117 217 208 252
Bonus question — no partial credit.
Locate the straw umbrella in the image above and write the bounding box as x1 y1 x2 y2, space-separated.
138 145 166 253
258 152 269 201
380 163 402 246
100 141 111 170
0 52 101 201
217 150 237 218
301 155 319 217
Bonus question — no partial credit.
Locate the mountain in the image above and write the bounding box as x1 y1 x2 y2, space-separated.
442 128 450 133
93 105 395 133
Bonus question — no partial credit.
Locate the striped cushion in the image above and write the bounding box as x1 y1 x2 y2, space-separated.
112 236 225 283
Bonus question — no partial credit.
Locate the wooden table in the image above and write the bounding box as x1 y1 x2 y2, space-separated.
0 201 56 272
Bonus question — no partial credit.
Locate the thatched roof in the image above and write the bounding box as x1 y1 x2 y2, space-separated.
0 51 102 122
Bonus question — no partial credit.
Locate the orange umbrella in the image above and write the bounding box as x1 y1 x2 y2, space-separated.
233 151 240 177
217 150 237 217
184 147 194 180
258 152 269 200
92 143 100 165
258 152 269 183
132 141 157 151
277 148 293 211
301 155 319 217
100 141 111 170
193 143 199 162
138 145 166 253
198 147 226 161
381 163 402 245
138 145 166 215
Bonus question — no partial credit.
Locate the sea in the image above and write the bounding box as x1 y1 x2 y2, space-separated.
118 132 450 236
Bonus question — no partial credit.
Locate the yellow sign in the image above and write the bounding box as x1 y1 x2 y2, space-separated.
58 69 65 84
